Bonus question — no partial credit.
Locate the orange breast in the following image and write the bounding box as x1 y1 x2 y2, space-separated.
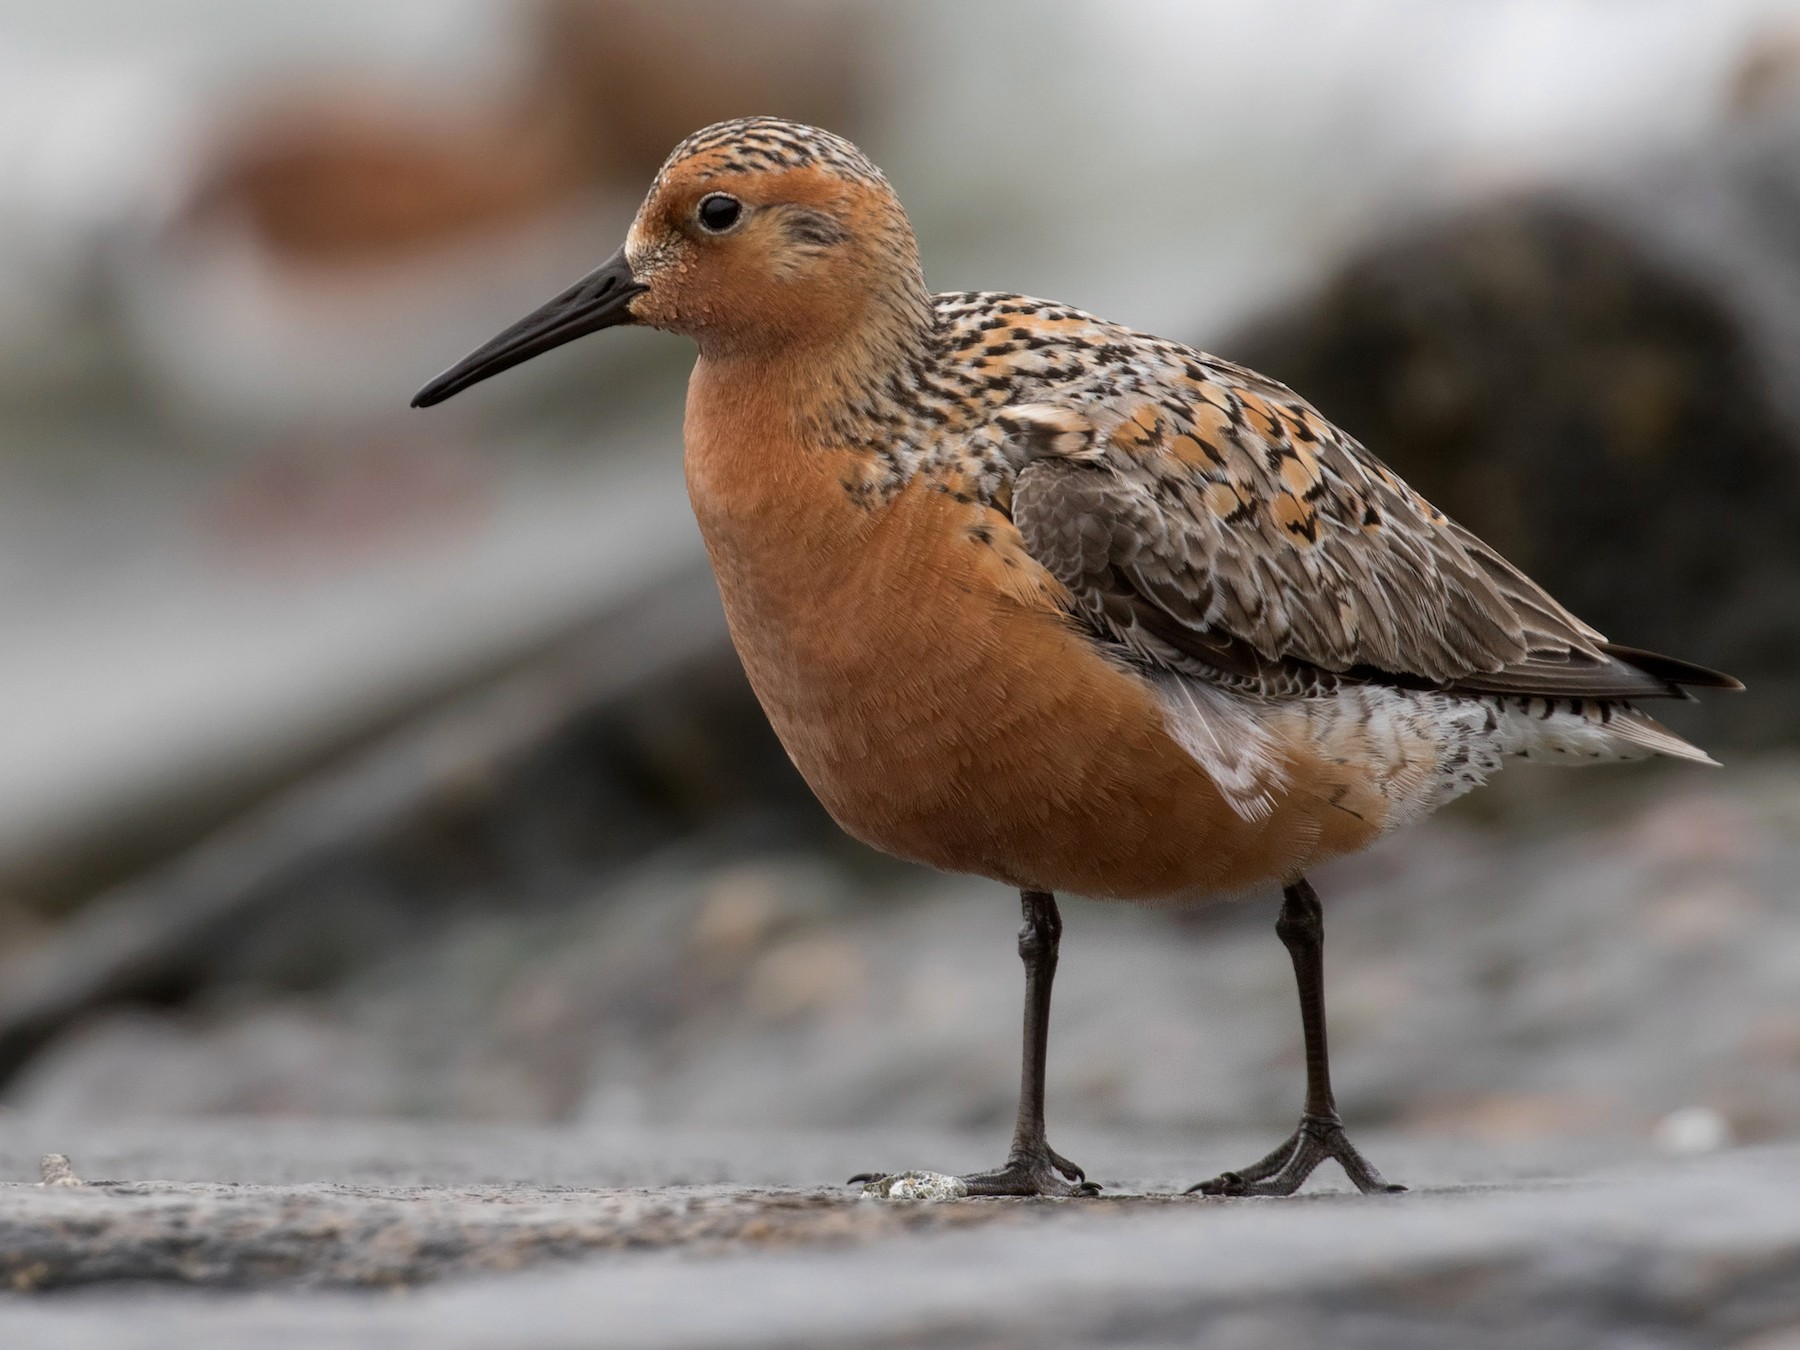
682 366 1384 903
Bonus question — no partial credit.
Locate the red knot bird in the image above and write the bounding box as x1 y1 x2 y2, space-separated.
415 117 1741 1198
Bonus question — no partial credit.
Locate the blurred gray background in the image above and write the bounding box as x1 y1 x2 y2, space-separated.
2 0 1799 1166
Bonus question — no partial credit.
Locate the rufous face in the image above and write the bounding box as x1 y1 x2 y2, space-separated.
623 157 892 357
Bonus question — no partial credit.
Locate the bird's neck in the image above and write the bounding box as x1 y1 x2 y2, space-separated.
693 267 938 445
683 350 890 635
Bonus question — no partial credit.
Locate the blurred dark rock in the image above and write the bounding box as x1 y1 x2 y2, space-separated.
1228 116 1800 747
0 563 828 1094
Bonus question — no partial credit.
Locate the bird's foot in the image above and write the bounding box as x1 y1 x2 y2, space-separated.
853 1143 1099 1199
1186 1113 1405 1197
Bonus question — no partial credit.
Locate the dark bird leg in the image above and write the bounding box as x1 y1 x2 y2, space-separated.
1188 877 1404 1197
852 889 1099 1198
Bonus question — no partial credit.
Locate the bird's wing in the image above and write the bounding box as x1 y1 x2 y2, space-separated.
1003 358 1733 700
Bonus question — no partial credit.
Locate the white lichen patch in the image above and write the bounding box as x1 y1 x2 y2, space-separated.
1653 1106 1735 1156
39 1154 84 1187
858 1171 970 1201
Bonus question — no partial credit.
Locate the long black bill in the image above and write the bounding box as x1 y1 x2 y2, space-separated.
411 246 645 408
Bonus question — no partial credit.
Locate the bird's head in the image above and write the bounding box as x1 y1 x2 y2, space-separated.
412 117 930 408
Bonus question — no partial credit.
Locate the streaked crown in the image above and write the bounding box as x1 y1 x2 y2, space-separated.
655 116 892 192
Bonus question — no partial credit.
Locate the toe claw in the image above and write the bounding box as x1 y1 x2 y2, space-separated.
1186 1171 1245 1197
1187 1116 1403 1197
846 1172 883 1186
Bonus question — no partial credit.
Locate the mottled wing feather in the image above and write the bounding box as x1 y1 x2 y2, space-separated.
1006 361 1701 701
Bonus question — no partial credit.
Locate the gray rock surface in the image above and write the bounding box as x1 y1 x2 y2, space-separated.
2 1177 1011 1292
0 1120 1796 1347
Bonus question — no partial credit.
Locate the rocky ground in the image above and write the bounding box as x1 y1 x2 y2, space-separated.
0 763 1797 1346
9 759 1798 1151
1 1120 1799 1347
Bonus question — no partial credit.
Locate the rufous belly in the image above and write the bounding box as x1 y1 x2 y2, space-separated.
683 407 1385 903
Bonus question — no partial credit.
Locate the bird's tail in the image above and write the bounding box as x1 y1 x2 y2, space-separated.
1607 708 1721 767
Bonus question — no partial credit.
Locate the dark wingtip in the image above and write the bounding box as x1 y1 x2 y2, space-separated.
1600 643 1745 693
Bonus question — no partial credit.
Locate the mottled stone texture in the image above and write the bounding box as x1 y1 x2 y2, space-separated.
0 1179 1025 1292
1 1125 1799 1348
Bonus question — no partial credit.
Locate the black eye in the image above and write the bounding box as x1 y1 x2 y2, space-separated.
697 193 743 233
